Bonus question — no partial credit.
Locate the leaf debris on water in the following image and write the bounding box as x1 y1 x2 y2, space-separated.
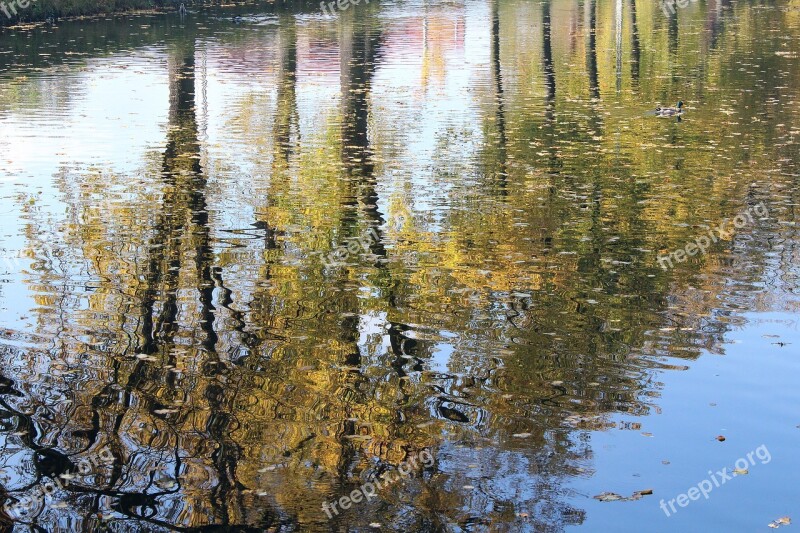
594 489 653 502
768 517 791 529
593 492 624 502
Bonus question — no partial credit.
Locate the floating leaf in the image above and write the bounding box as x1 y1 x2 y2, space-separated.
768 517 791 529
343 435 373 441
595 489 653 502
154 478 178 490
594 492 625 502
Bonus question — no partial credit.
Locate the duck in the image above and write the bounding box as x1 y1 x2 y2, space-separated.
655 100 684 117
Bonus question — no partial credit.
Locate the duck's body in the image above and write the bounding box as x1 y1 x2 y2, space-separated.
656 100 684 117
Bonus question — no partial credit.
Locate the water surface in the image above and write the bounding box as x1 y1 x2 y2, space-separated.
0 0 799 530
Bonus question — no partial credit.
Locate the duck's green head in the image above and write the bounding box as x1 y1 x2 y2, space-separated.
677 100 684 109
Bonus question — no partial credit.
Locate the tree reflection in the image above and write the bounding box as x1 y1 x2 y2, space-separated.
0 0 797 530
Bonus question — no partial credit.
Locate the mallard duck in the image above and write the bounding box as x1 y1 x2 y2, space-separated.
655 100 684 117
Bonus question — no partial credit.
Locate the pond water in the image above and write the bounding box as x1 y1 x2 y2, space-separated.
0 0 798 530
